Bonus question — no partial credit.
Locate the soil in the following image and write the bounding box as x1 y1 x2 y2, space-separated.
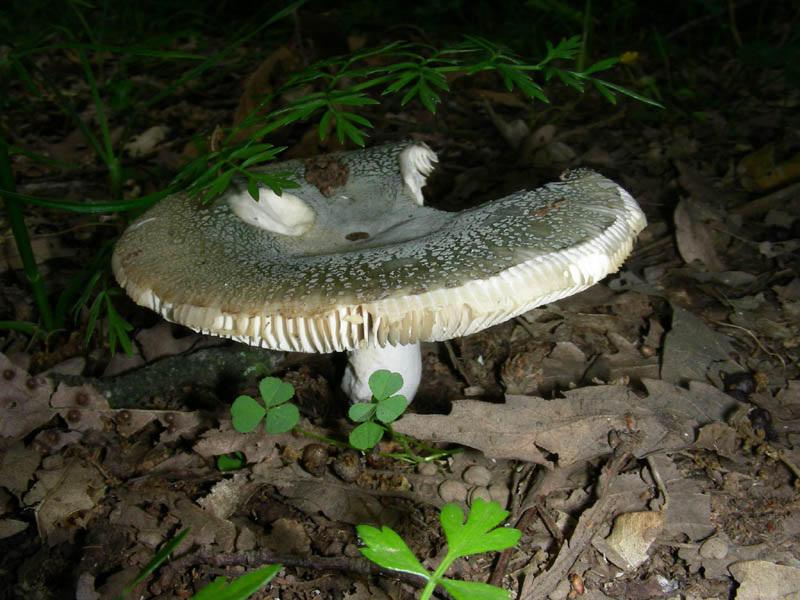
2 4 800 600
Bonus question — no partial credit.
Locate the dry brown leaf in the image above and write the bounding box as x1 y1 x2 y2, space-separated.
660 303 740 386
253 462 401 527
695 422 740 458
673 196 726 271
729 560 800 599
0 442 41 496
24 457 107 544
124 125 168 158
0 354 56 439
197 473 259 520
593 510 665 570
394 379 737 466
645 453 714 540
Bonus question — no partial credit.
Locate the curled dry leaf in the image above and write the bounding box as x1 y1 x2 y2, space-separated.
594 510 666 570
393 379 738 467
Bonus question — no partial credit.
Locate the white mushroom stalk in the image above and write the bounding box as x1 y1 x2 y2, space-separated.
112 141 646 404
342 342 422 403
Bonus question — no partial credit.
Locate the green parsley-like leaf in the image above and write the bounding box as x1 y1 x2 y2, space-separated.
440 498 521 557
231 395 266 433
356 525 428 577
349 422 384 450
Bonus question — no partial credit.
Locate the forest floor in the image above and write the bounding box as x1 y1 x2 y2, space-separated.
1 6 800 600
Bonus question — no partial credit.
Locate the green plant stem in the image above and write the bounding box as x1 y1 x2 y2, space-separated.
578 0 592 72
79 47 123 201
0 130 55 330
385 424 459 460
0 321 46 338
292 427 351 449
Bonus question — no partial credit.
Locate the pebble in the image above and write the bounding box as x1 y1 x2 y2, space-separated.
332 450 361 482
468 486 492 506
489 483 510 509
699 535 729 560
301 443 328 477
417 462 437 476
438 479 468 503
463 465 492 486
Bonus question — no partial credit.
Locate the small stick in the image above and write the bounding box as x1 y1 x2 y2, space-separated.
518 441 637 599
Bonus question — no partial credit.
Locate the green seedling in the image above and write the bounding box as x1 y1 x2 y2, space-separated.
231 377 299 434
358 498 521 600
230 370 456 463
348 369 408 451
191 564 281 600
116 527 280 600
216 451 246 471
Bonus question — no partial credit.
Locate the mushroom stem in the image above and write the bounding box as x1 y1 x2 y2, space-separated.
341 343 422 403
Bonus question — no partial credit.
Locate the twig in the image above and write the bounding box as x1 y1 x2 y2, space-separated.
488 465 570 588
443 339 475 387
488 505 538 588
646 455 670 512
535 502 565 545
711 320 787 371
729 181 800 217
518 441 637 599
513 316 539 340
508 462 534 522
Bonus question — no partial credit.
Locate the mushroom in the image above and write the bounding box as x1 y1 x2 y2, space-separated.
112 141 646 403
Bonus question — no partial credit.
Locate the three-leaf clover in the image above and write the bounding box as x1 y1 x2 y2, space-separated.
231 377 299 434
348 370 408 451
357 498 521 600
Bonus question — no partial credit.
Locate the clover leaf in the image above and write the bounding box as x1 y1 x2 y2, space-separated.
231 377 299 434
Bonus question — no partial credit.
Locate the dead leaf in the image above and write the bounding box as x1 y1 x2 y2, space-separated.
695 422 740 458
0 354 56 439
393 379 738 466
729 560 800 599
660 303 740 386
0 442 41 496
0 519 28 539
645 453 714 540
124 125 168 158
172 497 237 554
197 473 259 520
593 510 665 570
135 321 207 362
737 144 800 192
232 46 301 138
253 462 401 527
24 457 107 544
673 196 726 271
264 517 311 555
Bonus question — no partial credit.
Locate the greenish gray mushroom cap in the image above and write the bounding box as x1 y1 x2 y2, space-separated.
113 141 645 360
